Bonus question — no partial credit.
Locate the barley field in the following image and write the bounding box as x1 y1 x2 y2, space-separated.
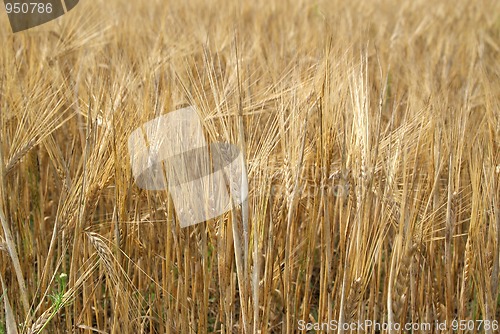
0 0 499 333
